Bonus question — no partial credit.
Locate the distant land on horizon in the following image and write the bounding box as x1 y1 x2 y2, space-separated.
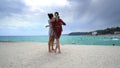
68 27 120 35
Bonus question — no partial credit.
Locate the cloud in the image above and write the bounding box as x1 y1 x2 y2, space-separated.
63 0 120 32
0 0 27 18
0 0 120 35
23 0 70 14
24 0 70 7
0 16 40 30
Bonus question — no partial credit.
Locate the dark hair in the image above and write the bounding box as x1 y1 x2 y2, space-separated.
48 13 53 19
55 12 59 16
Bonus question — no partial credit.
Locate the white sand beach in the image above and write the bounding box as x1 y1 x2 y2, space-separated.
0 42 120 68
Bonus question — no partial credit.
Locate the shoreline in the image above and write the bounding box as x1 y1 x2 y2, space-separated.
0 35 119 46
0 34 120 36
0 41 119 46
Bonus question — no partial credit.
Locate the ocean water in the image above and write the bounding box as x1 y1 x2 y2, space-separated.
0 35 120 46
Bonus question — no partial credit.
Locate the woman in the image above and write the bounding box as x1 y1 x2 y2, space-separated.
45 13 55 52
50 12 66 53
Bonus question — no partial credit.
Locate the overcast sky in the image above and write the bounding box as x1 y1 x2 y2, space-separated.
0 0 120 36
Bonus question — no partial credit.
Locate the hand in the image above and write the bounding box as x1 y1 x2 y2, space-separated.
45 25 48 28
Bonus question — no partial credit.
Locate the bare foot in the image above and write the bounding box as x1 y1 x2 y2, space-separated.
48 50 52 53
52 48 54 51
54 49 56 53
58 51 61 54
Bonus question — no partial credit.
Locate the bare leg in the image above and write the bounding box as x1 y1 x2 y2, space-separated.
57 39 61 53
54 42 57 53
48 41 51 52
55 39 61 53
52 42 54 50
51 36 54 50
54 39 58 53
48 36 52 52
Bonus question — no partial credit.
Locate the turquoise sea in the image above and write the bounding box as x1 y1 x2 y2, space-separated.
0 35 120 46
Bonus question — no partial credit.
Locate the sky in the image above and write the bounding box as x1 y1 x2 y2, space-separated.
0 0 120 36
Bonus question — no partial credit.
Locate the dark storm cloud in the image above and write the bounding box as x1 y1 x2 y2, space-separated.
88 0 120 23
0 0 27 17
63 0 120 32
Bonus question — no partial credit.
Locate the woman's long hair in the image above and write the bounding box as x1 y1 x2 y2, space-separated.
48 13 53 19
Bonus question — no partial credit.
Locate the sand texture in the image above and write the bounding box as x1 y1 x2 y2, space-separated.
0 42 120 68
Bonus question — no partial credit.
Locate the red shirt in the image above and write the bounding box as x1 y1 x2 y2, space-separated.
53 19 66 31
53 19 66 38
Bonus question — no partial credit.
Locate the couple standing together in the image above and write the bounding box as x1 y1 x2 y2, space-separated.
46 12 66 53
